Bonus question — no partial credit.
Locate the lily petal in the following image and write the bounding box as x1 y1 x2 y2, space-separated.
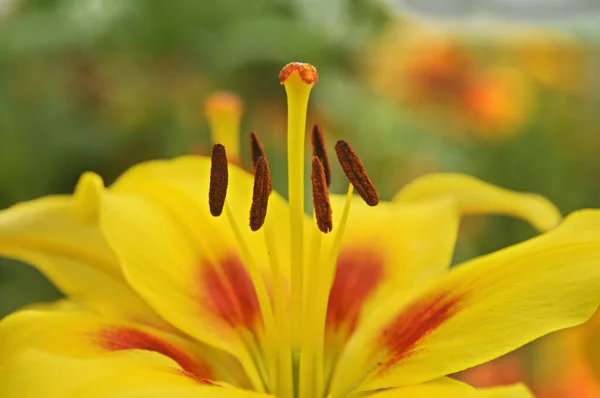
325 196 459 337
331 210 600 394
0 305 263 397
394 173 561 232
111 156 293 282
326 173 562 339
98 188 267 390
0 304 243 383
0 176 172 332
1 346 264 398
64 366 269 398
370 379 533 397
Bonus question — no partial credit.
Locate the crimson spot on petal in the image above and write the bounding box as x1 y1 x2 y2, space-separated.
202 255 261 328
97 327 212 381
378 292 463 372
327 249 384 333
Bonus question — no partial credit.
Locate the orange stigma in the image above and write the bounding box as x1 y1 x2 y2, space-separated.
279 62 319 85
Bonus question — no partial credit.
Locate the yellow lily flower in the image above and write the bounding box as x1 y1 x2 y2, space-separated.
2 62 600 398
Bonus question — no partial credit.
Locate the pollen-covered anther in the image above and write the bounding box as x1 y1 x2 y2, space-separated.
249 156 272 231
209 144 228 217
335 140 379 206
279 62 319 85
311 156 333 233
249 132 267 170
311 124 331 187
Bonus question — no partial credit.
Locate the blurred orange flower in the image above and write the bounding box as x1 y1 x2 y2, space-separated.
368 25 534 140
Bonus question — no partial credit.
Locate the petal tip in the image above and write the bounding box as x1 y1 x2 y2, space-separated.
73 172 104 223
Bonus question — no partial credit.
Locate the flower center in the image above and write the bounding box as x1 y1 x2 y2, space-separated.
204 62 379 398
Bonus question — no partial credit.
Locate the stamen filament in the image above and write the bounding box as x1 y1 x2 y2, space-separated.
224 204 279 392
264 222 294 398
280 62 318 351
300 223 323 398
316 183 354 398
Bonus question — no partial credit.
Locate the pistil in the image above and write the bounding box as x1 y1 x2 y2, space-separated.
280 62 318 353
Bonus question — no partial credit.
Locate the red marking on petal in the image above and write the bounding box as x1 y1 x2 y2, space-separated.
327 249 384 333
98 328 212 380
202 255 261 328
379 292 463 372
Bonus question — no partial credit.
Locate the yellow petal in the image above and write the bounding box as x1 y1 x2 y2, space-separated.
98 189 267 390
0 182 172 332
326 173 564 341
323 196 459 356
107 155 301 361
1 347 263 398
370 379 532 398
111 155 293 282
65 367 269 398
0 305 239 383
331 210 600 394
394 173 561 232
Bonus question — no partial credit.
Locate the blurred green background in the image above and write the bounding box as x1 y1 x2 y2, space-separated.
1 0 600 394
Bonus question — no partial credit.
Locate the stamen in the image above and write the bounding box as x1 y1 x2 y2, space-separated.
249 156 272 231
314 184 354 398
263 222 294 398
250 132 267 170
204 92 243 164
334 140 379 206
209 144 228 217
311 157 333 233
311 124 331 187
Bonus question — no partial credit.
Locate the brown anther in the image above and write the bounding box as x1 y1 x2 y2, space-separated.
249 132 267 170
209 144 229 216
311 157 333 233
249 156 272 231
334 140 379 206
311 124 331 187
279 62 319 85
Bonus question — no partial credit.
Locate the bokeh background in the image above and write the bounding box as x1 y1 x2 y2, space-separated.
1 0 600 396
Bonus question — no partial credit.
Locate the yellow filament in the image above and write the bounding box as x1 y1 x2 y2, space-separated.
224 204 278 392
264 222 294 398
315 184 354 398
204 92 243 163
299 223 323 398
282 70 315 346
